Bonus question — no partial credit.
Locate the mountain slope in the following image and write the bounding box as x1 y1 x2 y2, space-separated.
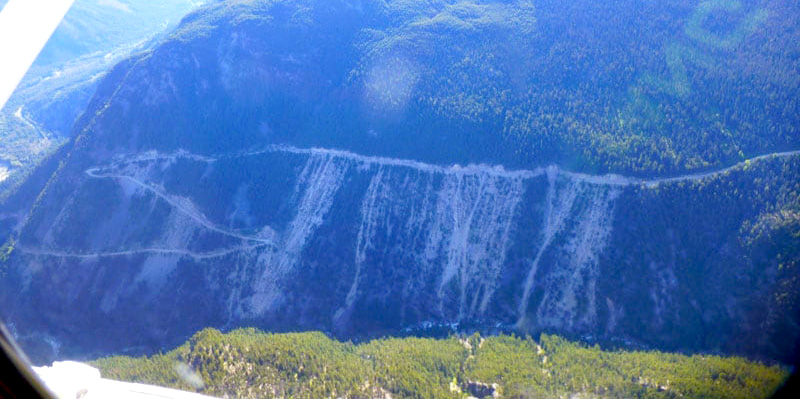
0 0 210 195
0 0 798 365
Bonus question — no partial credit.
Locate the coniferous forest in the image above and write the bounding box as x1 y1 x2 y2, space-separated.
94 328 788 399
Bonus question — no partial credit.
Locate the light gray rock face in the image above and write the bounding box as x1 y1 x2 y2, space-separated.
4 141 797 362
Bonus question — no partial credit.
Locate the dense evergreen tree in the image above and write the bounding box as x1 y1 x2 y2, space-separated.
94 328 788 399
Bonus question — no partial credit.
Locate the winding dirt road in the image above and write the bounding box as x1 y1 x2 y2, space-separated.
21 146 800 260
20 244 267 260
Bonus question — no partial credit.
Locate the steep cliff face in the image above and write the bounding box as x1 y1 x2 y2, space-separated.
5 143 798 362
0 0 798 363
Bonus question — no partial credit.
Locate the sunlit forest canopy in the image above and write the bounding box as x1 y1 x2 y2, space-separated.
94 328 789 399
